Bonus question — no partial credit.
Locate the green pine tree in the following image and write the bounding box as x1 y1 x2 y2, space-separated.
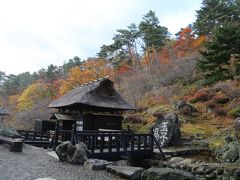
198 23 240 82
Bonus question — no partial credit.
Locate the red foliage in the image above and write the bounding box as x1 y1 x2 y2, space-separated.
193 88 215 102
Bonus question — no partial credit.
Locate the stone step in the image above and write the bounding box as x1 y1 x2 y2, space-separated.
141 167 196 180
106 165 145 180
160 147 207 156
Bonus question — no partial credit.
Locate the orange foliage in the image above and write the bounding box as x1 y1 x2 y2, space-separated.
59 59 111 95
193 35 206 48
141 27 205 68
172 27 195 58
8 95 19 111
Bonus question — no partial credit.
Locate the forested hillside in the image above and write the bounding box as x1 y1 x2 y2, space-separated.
0 0 240 152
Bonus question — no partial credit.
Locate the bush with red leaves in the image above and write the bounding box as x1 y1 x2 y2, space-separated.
192 88 215 102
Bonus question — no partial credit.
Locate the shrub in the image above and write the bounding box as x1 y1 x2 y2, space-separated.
212 93 229 104
214 81 240 101
227 106 240 117
136 105 147 113
124 114 146 124
212 107 227 116
188 97 199 103
192 88 215 102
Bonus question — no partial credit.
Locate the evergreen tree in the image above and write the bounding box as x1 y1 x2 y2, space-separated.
198 23 240 81
194 0 240 36
139 10 168 64
98 23 140 68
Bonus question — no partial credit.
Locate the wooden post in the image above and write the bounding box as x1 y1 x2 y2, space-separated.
137 135 141 150
144 135 147 150
116 136 120 152
90 135 95 154
53 121 59 150
150 127 154 151
71 124 76 144
108 135 112 153
100 135 104 153
130 136 134 151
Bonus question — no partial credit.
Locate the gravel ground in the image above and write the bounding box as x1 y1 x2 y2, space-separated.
0 144 121 180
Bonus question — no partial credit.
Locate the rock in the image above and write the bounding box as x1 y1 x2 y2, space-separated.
106 165 144 180
141 167 197 180
215 142 240 163
134 159 161 168
153 113 181 147
234 169 240 180
115 160 131 166
235 117 240 141
222 174 230 180
174 101 197 115
84 159 112 170
0 123 21 138
205 171 217 179
195 167 204 175
204 167 215 175
225 167 237 176
186 166 192 172
55 141 89 165
55 141 71 162
216 168 224 175
167 157 185 164
68 142 89 164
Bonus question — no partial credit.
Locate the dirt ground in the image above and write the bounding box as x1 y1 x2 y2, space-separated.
0 144 120 180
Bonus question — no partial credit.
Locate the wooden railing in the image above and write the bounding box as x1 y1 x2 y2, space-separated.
73 131 154 155
17 130 50 141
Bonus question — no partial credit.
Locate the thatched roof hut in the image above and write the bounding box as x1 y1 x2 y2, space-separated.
48 78 135 112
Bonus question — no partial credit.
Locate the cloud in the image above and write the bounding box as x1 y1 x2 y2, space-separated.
0 0 202 74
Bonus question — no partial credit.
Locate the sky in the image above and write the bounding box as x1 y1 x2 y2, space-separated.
0 0 202 75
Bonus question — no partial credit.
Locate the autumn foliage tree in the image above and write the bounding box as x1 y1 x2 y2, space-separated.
17 82 50 111
59 59 111 95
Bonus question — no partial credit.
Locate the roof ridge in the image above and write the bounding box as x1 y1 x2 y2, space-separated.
75 75 110 88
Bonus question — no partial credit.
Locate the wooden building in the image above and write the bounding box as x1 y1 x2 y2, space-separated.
0 107 9 124
48 77 135 141
19 78 164 160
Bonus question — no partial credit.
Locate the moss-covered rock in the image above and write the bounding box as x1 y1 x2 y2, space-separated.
214 142 240 163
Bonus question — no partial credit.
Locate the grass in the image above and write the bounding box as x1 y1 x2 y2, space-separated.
181 122 218 138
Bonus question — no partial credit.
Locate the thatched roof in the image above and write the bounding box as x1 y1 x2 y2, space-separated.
48 78 135 111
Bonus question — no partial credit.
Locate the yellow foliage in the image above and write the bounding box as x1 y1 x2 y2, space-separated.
17 82 48 111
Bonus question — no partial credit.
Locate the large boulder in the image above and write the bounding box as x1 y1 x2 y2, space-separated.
174 101 197 115
235 117 240 141
141 167 197 180
0 122 21 138
215 141 240 163
55 141 90 165
153 113 181 147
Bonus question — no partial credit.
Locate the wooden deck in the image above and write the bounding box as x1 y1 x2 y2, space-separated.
17 129 164 160
17 130 51 148
73 130 164 160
